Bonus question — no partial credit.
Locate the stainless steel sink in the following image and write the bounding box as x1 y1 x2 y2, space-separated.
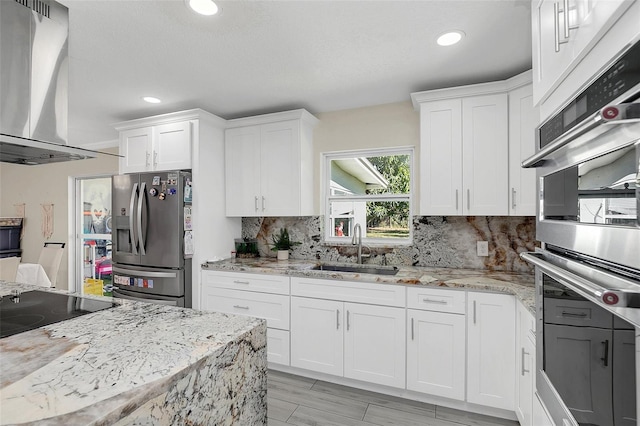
313 264 399 276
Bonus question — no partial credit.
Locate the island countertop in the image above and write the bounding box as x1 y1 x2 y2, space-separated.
0 282 267 425
202 257 536 312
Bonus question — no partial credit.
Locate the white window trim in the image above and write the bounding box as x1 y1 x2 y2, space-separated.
322 146 414 246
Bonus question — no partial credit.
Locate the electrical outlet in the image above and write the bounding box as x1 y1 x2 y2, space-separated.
477 241 489 257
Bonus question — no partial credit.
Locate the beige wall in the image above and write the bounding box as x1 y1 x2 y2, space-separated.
0 148 119 290
313 100 420 213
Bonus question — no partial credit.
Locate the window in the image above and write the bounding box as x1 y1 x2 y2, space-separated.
324 147 413 244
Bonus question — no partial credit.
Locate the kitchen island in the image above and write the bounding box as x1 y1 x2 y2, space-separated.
0 282 267 425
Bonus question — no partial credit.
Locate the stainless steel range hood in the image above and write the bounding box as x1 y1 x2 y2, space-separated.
0 0 116 165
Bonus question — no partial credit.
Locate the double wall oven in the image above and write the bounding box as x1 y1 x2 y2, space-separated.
522 38 640 426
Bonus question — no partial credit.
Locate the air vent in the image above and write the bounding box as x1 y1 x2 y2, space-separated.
14 0 50 18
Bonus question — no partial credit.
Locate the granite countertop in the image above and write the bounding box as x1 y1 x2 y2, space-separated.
202 258 536 312
0 282 266 425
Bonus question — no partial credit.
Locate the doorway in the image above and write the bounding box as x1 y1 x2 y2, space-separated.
74 175 113 296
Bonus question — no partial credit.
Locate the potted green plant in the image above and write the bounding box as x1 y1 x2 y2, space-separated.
271 228 300 260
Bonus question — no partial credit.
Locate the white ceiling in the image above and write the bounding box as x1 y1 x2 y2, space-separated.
59 0 532 147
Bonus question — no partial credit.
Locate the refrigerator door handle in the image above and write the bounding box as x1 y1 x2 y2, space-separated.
129 182 139 255
112 266 178 278
137 181 147 255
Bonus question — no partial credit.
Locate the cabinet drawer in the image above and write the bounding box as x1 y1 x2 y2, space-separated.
202 270 290 295
290 277 405 307
407 287 465 314
544 298 612 328
201 286 290 330
267 328 290 366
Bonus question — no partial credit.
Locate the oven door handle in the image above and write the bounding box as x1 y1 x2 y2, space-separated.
522 101 640 168
521 252 605 301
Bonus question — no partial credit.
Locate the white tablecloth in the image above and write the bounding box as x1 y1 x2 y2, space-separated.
16 263 52 287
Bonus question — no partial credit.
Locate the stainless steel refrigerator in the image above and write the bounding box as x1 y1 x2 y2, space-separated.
111 171 193 307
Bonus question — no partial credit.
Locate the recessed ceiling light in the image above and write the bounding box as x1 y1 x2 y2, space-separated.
142 96 162 104
437 30 465 47
186 0 219 16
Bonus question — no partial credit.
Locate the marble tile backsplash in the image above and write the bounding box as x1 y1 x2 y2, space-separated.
241 216 537 273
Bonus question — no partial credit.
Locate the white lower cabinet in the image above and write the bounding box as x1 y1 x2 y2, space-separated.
406 309 466 400
290 296 344 376
267 328 290 366
467 292 516 411
516 301 536 426
290 296 406 388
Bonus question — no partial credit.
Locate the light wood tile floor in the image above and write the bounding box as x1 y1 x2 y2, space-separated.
267 370 520 426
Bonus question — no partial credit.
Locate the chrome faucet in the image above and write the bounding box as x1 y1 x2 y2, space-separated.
351 224 370 264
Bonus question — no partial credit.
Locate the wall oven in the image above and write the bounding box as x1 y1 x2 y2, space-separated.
522 38 640 426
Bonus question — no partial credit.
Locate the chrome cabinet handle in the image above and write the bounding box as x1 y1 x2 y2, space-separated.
512 188 516 209
423 298 447 304
411 317 415 341
521 347 530 376
233 280 250 285
347 310 350 331
561 311 587 318
336 309 340 330
563 0 579 38
262 196 266 211
601 340 609 367
153 151 158 168
233 305 249 310
145 151 150 167
254 196 258 211
455 189 459 211
467 189 470 211
473 300 477 324
554 2 569 52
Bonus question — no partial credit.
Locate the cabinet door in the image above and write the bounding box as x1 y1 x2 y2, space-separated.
516 334 535 426
613 329 636 426
120 127 152 173
225 126 261 217
544 324 613 425
462 94 509 215
508 84 537 216
407 309 465 400
532 0 575 105
259 120 301 216
290 297 343 376
467 292 515 410
419 99 463 215
344 303 405 388
153 121 192 171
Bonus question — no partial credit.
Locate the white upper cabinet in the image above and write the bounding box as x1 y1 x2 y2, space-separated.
118 120 191 173
508 83 537 216
116 116 192 173
225 109 318 217
532 0 637 118
412 71 532 216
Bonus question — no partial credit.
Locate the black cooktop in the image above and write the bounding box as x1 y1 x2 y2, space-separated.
0 290 117 338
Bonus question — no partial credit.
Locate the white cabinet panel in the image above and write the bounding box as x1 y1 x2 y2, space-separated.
201 270 290 294
290 277 406 307
419 99 463 215
516 302 536 426
467 292 516 411
290 296 344 376
225 110 317 217
407 287 466 314
201 286 290 330
508 84 537 216
407 309 466 400
462 94 509 215
267 328 290 366
119 121 192 173
120 127 152 173
344 303 406 388
153 121 192 171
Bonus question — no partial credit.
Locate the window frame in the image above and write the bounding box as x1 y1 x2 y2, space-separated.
322 146 414 246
